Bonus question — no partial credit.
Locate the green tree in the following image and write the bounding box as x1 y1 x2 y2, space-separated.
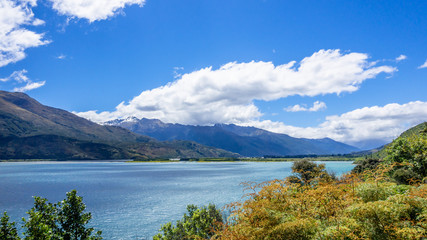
22 190 102 240
22 197 60 240
1 212 20 240
58 190 102 240
384 131 427 184
154 204 223 240
288 159 335 185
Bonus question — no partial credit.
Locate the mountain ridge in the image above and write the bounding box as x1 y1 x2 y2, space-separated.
105 117 360 157
0 91 238 160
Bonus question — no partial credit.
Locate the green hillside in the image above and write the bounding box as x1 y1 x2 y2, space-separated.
0 91 238 160
399 122 427 139
372 122 427 159
0 91 151 143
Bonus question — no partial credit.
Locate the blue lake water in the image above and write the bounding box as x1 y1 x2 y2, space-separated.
0 161 354 239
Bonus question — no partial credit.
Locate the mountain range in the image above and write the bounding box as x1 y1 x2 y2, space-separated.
0 90 362 160
104 117 360 157
0 91 237 160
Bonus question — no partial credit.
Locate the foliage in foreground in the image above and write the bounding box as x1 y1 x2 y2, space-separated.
214 166 426 239
383 132 427 184
1 190 101 240
154 126 427 239
210 129 427 239
154 204 223 240
1 212 20 240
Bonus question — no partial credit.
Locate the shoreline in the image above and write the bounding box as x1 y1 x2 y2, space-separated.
0 158 356 163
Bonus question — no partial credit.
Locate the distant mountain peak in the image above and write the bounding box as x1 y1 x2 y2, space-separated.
104 116 140 125
107 117 360 156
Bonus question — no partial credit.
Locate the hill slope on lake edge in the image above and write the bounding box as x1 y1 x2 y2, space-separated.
0 91 238 160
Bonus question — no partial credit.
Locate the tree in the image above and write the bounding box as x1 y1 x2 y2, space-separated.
58 190 102 240
384 131 427 184
288 159 335 185
154 204 223 240
0 212 20 240
22 197 60 240
22 190 102 240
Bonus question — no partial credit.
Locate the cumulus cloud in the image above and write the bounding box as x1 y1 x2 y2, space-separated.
0 0 50 67
418 59 427 69
48 0 146 22
77 49 396 125
395 54 407 62
243 101 427 149
1 69 45 92
285 101 327 112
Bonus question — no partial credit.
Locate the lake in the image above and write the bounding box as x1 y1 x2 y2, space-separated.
0 161 354 239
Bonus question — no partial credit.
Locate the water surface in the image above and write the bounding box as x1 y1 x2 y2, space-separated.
0 161 354 239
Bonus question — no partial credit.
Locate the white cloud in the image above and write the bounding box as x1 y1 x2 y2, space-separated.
0 69 29 82
57 54 66 59
395 54 407 62
285 101 327 112
243 101 427 149
0 0 50 67
418 59 427 69
48 0 146 22
1 69 45 92
13 80 45 92
77 49 396 125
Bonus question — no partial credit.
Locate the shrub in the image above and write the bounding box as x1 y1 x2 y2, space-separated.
288 160 335 185
384 131 427 184
212 160 427 239
0 212 19 240
352 158 381 174
154 204 223 240
355 182 411 203
22 190 102 240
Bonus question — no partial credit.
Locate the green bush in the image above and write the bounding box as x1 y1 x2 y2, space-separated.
0 212 20 240
154 204 223 240
352 158 381 174
392 168 418 185
2 190 101 240
287 159 335 185
384 130 427 184
355 182 412 202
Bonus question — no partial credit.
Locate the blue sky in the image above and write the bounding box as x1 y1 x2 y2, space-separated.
0 0 426 149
